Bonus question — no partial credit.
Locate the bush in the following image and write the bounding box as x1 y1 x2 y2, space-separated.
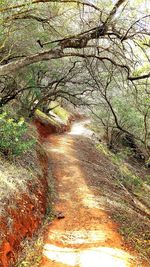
0 112 35 157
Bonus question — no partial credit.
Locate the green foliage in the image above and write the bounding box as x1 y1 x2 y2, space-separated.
96 143 110 156
97 142 143 190
0 112 35 157
113 97 143 134
145 174 150 184
119 164 142 190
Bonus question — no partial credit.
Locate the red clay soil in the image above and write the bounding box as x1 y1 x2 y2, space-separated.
0 144 49 267
38 122 145 267
34 119 53 140
34 119 71 143
0 115 71 267
0 114 83 267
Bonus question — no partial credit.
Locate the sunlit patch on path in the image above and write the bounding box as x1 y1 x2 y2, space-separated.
43 244 133 267
68 120 93 137
40 121 137 267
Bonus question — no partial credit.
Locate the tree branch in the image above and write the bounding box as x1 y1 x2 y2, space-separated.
128 72 150 81
0 48 64 76
0 0 101 13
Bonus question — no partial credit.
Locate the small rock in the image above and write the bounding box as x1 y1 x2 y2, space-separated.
54 211 65 219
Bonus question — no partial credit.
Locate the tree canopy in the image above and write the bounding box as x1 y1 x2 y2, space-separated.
0 0 149 76
0 0 150 155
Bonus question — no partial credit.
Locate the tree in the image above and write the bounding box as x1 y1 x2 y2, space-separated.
0 0 149 80
0 0 149 150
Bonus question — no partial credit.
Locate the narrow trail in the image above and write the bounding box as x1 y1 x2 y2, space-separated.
39 121 138 267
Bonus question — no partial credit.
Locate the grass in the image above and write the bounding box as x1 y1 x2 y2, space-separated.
16 231 44 267
96 142 150 264
0 123 43 255
97 143 145 192
96 143 110 157
0 122 45 224
0 110 58 265
0 156 35 210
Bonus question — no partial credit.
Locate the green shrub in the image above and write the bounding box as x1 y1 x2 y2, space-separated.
0 112 35 157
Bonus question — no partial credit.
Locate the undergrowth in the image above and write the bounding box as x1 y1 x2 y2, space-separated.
96 143 150 263
0 112 35 157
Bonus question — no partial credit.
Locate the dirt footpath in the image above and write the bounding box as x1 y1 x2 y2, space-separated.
39 121 141 267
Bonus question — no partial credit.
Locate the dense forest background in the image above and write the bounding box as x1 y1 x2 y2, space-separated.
0 0 150 160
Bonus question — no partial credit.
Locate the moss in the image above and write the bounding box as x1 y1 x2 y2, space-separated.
49 101 70 124
35 109 61 128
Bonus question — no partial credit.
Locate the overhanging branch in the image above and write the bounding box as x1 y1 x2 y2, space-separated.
128 72 150 81
0 49 149 81
0 0 101 13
